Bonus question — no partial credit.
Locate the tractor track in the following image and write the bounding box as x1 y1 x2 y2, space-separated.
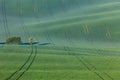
1 0 10 37
81 57 114 80
15 46 37 80
64 30 114 80
5 45 37 80
4 0 37 79
17 0 30 39
64 46 106 80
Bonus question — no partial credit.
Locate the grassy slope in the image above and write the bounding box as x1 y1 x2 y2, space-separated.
1 45 120 80
0 0 120 43
0 0 119 16
26 2 120 43
0 0 120 80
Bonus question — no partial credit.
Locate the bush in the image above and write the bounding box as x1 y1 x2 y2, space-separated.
6 36 22 44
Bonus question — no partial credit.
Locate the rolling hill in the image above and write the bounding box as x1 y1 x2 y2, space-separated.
0 0 120 43
1 1 120 80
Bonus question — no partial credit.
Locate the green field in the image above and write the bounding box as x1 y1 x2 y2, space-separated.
0 0 120 80
1 45 120 80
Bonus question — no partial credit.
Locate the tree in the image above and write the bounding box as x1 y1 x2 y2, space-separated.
6 36 22 44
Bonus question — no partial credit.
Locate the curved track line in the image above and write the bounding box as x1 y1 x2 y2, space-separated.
5 45 33 80
1 0 10 37
18 0 30 39
64 46 105 80
5 45 37 80
63 30 108 80
15 46 37 80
